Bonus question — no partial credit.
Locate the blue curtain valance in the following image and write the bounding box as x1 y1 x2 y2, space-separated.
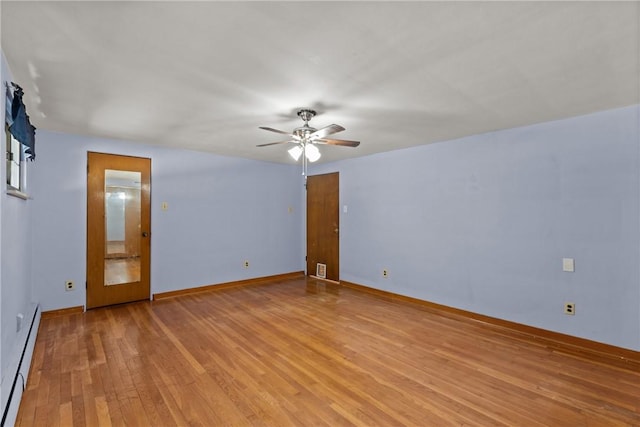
5 82 36 161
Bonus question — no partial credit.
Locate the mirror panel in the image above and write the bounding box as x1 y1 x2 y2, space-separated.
104 170 141 286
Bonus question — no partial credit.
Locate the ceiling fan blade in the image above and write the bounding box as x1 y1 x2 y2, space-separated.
259 126 295 137
309 124 345 140
256 140 296 147
316 138 360 147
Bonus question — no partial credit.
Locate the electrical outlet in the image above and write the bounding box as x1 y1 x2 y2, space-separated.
244 260 249 269
564 302 575 315
65 280 75 291
382 269 389 278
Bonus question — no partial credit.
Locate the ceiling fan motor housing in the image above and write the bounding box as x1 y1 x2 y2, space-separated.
293 126 317 140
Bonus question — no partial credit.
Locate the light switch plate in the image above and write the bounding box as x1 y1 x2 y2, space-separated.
562 258 575 272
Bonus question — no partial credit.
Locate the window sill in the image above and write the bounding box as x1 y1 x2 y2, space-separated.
6 189 30 200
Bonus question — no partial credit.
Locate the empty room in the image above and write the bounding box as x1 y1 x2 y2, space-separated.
1 1 639 426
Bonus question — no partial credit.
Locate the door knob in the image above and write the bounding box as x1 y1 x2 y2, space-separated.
142 231 149 237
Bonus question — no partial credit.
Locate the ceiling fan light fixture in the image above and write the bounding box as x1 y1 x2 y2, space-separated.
288 145 303 161
305 143 321 162
258 108 359 176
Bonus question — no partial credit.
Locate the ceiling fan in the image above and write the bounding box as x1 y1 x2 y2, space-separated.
257 109 360 172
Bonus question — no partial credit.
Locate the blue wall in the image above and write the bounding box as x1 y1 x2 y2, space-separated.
311 105 640 351
29 131 304 311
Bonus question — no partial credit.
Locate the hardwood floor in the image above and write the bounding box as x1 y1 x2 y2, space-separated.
18 277 640 426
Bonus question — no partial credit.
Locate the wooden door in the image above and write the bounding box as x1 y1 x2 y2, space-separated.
306 172 339 281
87 152 151 309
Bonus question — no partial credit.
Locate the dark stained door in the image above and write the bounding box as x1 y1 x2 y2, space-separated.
306 172 339 281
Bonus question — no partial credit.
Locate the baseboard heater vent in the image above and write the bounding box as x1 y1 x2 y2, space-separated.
1 303 40 427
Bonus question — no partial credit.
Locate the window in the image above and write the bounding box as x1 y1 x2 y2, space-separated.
4 82 35 199
5 124 28 198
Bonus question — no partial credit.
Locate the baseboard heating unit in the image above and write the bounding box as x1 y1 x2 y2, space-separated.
1 303 40 427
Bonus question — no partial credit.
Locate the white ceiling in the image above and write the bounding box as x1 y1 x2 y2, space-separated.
1 1 638 164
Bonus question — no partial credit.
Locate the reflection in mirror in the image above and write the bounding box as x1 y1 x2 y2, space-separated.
104 170 141 286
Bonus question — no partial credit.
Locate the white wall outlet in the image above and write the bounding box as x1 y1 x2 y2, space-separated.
382 269 389 278
244 260 249 269
562 258 575 272
564 302 575 315
65 280 75 291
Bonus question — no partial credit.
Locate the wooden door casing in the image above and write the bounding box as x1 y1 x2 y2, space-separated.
306 172 339 281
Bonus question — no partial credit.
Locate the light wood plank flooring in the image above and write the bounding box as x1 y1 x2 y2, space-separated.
17 277 640 426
